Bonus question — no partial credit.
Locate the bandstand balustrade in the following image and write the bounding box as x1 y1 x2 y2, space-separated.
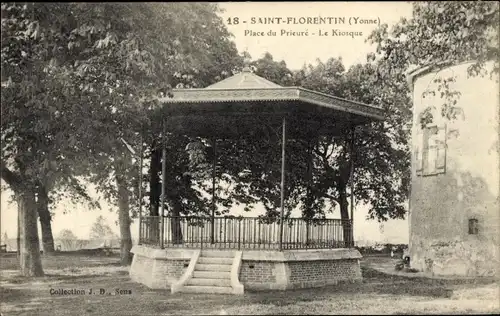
139 215 354 250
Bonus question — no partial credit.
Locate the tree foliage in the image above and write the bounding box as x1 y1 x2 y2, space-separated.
368 1 499 124
58 229 77 240
249 52 294 86
89 215 117 240
1 2 244 273
207 54 411 224
2 3 92 196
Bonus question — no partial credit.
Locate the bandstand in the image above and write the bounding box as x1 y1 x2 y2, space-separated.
129 67 385 294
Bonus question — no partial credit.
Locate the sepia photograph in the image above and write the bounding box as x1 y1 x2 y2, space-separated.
1 1 499 315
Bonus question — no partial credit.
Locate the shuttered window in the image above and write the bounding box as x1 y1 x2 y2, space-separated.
418 124 447 176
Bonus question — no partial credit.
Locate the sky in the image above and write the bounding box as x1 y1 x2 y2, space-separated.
0 2 414 245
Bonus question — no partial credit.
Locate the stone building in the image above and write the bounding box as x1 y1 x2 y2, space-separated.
407 61 499 276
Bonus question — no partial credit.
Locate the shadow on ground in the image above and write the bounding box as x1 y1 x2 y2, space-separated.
241 266 473 307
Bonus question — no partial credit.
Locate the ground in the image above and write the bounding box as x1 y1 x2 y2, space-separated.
1 252 498 315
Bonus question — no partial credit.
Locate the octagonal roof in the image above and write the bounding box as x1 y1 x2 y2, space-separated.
155 68 385 138
206 67 283 89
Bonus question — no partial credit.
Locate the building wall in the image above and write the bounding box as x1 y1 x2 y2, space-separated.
409 61 500 276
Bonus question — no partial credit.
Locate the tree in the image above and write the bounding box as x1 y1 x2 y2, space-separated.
2 2 127 274
53 2 244 261
36 184 54 254
1 2 99 276
249 52 294 86
1 2 244 272
205 54 411 247
79 3 244 258
57 228 78 252
367 1 499 125
89 216 117 240
58 229 77 240
141 5 244 245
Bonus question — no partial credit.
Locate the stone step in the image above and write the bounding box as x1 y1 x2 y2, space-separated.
178 285 233 294
187 278 231 287
195 263 232 272
198 257 233 265
201 250 235 258
193 271 231 279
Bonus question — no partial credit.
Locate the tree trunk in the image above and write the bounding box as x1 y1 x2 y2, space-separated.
305 140 314 245
116 172 133 265
149 140 161 216
37 186 55 254
17 210 20 258
18 190 44 276
149 140 161 244
305 221 311 245
169 195 183 244
338 187 352 247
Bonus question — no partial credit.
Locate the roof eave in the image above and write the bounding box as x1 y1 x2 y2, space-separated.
158 87 385 121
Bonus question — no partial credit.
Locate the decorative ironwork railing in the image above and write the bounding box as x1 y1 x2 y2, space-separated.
139 216 353 250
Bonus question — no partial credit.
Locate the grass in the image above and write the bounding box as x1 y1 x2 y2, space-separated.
0 252 498 315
